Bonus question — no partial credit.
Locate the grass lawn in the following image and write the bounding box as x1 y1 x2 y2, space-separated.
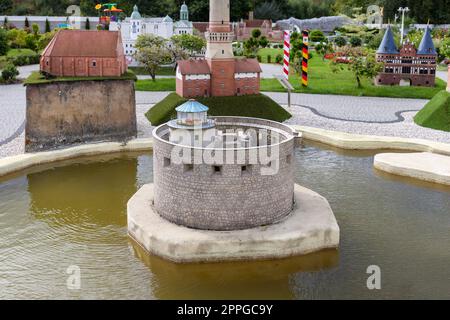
146 92 292 126
135 78 176 91
437 64 449 72
260 58 446 100
257 48 283 63
129 66 176 76
6 48 36 58
414 90 450 132
24 70 137 85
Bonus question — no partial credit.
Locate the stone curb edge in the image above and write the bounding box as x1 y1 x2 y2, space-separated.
1 126 450 178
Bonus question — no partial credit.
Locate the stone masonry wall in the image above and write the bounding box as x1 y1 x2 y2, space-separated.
152 117 296 231
25 80 137 152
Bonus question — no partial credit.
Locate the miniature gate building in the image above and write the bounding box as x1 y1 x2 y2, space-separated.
375 26 437 87
176 0 262 98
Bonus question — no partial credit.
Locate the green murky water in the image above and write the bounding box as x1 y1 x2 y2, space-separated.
0 143 449 299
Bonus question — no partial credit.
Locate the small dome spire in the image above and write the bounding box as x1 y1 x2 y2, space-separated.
181 1 188 12
131 4 141 20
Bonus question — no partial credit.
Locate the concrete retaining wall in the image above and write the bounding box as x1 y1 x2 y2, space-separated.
25 80 137 152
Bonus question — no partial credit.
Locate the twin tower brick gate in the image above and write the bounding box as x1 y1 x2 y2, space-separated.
283 30 309 87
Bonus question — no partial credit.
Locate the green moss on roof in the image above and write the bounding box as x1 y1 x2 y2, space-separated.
24 70 137 85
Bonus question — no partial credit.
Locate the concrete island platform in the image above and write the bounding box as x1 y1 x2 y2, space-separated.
127 184 340 263
374 152 450 186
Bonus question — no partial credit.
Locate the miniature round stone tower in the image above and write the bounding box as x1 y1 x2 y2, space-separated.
127 100 340 263
153 100 297 231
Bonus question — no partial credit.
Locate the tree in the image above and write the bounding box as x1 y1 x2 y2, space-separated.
310 29 326 43
171 34 206 54
85 18 90 30
331 47 383 88
45 18 51 33
349 36 362 47
1 64 19 83
3 16 9 29
252 29 262 39
0 28 9 56
254 1 284 21
38 29 58 51
259 36 269 48
7 29 27 49
440 38 450 61
31 23 40 36
334 36 347 47
0 0 13 15
134 34 172 81
24 17 30 30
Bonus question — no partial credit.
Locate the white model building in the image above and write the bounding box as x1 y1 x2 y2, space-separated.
110 3 194 66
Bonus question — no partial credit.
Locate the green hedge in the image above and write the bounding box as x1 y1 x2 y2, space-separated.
146 93 292 126
414 90 450 132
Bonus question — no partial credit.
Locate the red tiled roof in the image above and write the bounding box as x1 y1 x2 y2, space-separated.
42 30 123 58
178 59 211 75
193 22 209 33
235 58 262 73
244 19 271 28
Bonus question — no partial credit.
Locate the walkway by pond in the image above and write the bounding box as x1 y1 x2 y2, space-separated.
2 87 450 158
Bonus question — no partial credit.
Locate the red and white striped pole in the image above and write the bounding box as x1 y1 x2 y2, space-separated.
283 30 291 80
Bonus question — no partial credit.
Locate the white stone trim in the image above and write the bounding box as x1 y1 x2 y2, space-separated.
235 72 258 79
186 74 210 80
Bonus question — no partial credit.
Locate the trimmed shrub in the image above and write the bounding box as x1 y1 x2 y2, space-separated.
1 64 19 83
267 54 272 63
275 54 283 64
257 55 262 62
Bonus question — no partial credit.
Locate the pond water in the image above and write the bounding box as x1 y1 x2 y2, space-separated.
0 143 449 299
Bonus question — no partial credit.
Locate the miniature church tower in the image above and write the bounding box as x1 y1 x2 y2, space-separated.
130 5 141 40
180 2 189 21
205 0 236 96
176 0 261 98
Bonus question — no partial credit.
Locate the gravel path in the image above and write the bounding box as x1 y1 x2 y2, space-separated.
2 88 450 159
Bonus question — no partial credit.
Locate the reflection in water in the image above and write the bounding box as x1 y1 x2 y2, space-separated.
0 144 449 299
28 157 138 228
130 240 339 300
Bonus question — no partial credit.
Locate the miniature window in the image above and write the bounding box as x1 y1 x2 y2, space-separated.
184 164 194 173
286 154 292 164
163 157 171 167
241 165 252 176
92 61 97 67
213 166 222 175
222 50 225 54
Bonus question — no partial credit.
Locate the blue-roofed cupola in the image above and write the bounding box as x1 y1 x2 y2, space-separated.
417 26 437 55
377 25 399 54
171 99 215 128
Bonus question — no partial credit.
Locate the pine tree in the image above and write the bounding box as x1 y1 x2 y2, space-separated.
85 18 90 30
45 18 51 33
3 17 8 29
24 17 30 29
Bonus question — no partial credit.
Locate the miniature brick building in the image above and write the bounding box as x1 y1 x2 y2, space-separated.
375 26 437 87
176 0 262 98
40 30 127 77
